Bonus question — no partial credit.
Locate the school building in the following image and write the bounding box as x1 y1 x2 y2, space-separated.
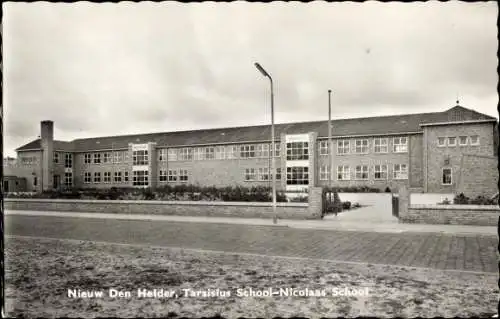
5 103 498 197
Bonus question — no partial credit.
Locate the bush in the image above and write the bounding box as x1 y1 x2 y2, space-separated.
342 201 351 210
453 193 496 205
453 193 470 205
385 187 391 193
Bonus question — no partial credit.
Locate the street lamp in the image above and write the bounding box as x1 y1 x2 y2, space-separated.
255 62 277 224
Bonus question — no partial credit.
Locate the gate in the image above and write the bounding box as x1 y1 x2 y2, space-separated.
392 194 399 218
322 190 341 216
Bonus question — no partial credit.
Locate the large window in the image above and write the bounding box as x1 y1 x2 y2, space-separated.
53 152 60 164
337 165 350 181
393 164 408 180
114 171 122 183
354 140 369 154
178 148 193 161
355 165 369 180
225 145 238 159
215 146 225 160
103 172 111 183
286 167 309 185
274 143 281 157
257 144 270 158
64 153 73 168
168 149 178 161
319 141 329 155
245 168 257 181
204 147 215 160
159 170 168 182
64 172 73 187
113 151 123 163
158 149 167 161
276 167 281 180
374 164 388 180
103 152 112 163
84 153 92 164
168 170 177 182
94 172 101 183
133 170 148 186
442 168 452 185
286 142 309 161
124 171 129 182
93 153 101 164
337 140 350 155
240 145 256 159
84 172 92 184
258 168 269 181
374 138 388 153
393 137 408 153
179 169 189 182
133 150 149 165
320 165 329 181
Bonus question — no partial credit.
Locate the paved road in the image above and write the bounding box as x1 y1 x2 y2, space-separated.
5 214 498 273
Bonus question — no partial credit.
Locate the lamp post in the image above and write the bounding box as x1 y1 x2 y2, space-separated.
255 62 277 224
328 90 333 191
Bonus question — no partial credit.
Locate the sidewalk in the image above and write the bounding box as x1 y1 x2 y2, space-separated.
5 210 497 235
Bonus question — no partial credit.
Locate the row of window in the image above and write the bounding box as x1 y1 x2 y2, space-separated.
159 169 189 182
319 164 409 181
437 135 479 147
53 153 73 168
158 144 281 162
83 151 129 165
82 170 191 185
84 171 130 184
244 168 282 181
319 137 408 155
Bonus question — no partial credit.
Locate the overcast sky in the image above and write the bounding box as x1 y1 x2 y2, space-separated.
3 1 498 157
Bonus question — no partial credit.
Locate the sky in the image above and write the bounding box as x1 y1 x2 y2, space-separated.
3 1 498 157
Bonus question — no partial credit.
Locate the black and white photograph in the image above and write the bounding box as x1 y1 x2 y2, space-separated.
2 1 499 317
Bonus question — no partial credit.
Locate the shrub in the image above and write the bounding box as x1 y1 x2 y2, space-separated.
453 193 470 205
385 187 392 193
342 201 351 210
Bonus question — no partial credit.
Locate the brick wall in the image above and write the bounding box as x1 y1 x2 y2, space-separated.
400 204 499 226
455 154 498 198
423 122 496 193
4 199 314 220
6 150 42 192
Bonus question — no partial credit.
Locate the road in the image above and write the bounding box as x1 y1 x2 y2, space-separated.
5 213 498 273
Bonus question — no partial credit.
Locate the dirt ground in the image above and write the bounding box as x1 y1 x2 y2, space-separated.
4 236 498 318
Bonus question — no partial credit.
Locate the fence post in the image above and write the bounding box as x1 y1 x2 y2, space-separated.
398 185 410 220
308 187 323 219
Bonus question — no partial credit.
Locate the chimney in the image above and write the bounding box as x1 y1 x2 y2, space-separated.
40 120 54 191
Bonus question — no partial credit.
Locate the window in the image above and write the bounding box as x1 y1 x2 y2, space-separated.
113 151 122 163
393 137 408 153
158 149 167 161
374 165 388 180
33 176 38 186
103 152 112 163
337 140 350 155
437 137 446 147
274 143 281 157
168 170 177 182
470 135 479 146
93 153 101 164
374 138 388 153
179 169 189 182
178 148 193 161
215 146 225 160
124 151 130 163
354 139 369 154
84 153 92 164
103 172 111 183
84 172 92 184
204 147 215 160
124 171 129 182
258 168 269 181
114 172 122 183
225 145 238 159
167 149 178 161
133 150 148 165
159 170 168 182
64 172 72 187
447 137 456 147
337 165 350 181
245 168 257 181
133 170 149 186
53 152 60 164
319 141 329 155
21 157 37 165
459 136 468 146
257 144 270 158
64 153 73 168
355 165 369 180
393 164 408 180
94 172 101 183
240 145 256 159
276 167 281 180
286 167 309 185
442 168 452 185
286 142 309 160
320 165 329 181
194 148 205 161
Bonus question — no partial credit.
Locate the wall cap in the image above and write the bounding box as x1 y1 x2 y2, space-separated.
410 204 499 211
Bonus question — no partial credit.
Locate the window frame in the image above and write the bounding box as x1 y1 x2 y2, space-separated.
393 163 408 180
286 142 309 161
469 135 479 146
337 140 350 155
458 136 468 146
373 138 388 154
393 137 408 153
353 139 369 154
447 136 457 147
373 164 388 180
286 166 309 185
442 167 452 185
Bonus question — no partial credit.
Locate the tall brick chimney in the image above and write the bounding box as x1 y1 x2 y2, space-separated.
40 120 54 191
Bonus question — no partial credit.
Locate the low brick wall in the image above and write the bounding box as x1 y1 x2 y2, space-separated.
4 198 315 220
401 204 499 226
